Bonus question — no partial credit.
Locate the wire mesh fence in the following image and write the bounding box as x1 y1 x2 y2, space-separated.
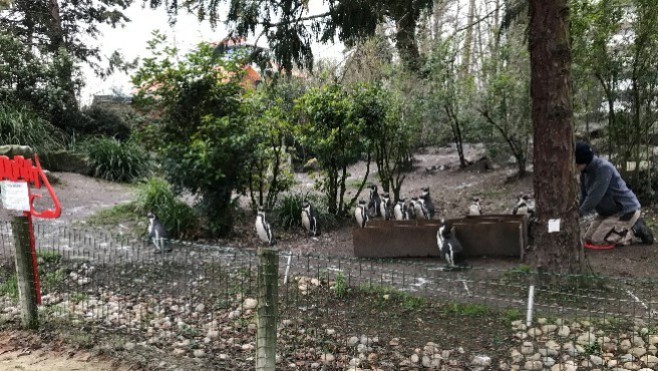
1 221 658 370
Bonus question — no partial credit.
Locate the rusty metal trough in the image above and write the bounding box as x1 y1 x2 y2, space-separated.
352 214 528 259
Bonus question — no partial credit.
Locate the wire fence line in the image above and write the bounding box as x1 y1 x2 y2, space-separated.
1 221 658 370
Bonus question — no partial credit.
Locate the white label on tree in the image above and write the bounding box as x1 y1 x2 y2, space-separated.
0 181 30 211
548 218 561 233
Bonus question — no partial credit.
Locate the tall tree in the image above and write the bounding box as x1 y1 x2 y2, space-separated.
146 0 433 73
528 0 583 273
1 0 131 130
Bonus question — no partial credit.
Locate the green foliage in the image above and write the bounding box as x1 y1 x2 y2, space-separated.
85 203 139 227
0 104 65 151
447 303 490 317
502 309 523 323
41 269 65 293
332 272 348 299
70 292 88 304
296 83 372 216
132 33 255 236
37 251 62 264
0 274 18 300
135 178 200 239
80 104 132 140
76 137 151 182
243 87 297 210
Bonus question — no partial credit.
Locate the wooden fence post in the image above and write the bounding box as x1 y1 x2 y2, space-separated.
256 247 278 370
11 216 38 329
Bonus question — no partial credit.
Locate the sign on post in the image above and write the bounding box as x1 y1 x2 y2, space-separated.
0 153 61 329
1 181 30 211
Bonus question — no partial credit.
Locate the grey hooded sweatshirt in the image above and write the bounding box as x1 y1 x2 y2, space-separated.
579 156 641 217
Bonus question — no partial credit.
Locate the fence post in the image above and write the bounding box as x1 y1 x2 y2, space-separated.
11 216 39 330
256 247 278 371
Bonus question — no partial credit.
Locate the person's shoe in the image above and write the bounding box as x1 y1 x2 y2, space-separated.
632 217 654 244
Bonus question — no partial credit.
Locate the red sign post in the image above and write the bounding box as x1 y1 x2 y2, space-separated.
1 154 61 305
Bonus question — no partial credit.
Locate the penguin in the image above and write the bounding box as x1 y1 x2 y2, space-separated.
412 196 424 220
418 198 432 220
301 201 321 237
379 192 391 220
368 185 382 217
147 212 172 253
468 197 482 216
513 194 535 216
354 199 368 228
436 220 467 269
407 198 418 220
255 208 276 245
420 187 436 219
393 199 407 221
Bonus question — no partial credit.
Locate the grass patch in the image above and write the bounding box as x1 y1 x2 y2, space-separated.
332 272 348 299
70 293 88 304
85 202 140 226
41 269 65 293
37 250 62 264
0 274 18 301
503 308 523 323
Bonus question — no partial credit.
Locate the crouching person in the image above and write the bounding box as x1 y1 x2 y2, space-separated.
576 142 654 247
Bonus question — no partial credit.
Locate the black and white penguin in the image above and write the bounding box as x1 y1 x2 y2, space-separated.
412 196 424 220
379 192 391 220
436 220 467 269
420 187 436 219
512 194 535 216
301 201 321 237
147 212 172 253
468 197 482 216
368 185 382 217
407 198 418 220
354 199 368 228
393 199 407 221
255 208 276 245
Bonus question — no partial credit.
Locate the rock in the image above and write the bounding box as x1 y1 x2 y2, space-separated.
511 349 523 363
526 353 541 361
243 298 257 309
543 357 556 367
321 354 335 363
303 158 319 172
520 341 534 355
124 342 135 351
621 339 633 351
348 336 359 346
541 324 558 333
641 354 658 367
523 360 543 370
389 338 399 346
649 335 658 346
624 362 641 370
602 342 618 353
195 304 205 312
576 332 597 346
590 355 604 366
631 347 647 358
172 348 186 356
410 354 419 363
537 318 548 324
193 349 205 357
471 355 492 368
557 326 571 337
527 328 542 338
551 361 578 371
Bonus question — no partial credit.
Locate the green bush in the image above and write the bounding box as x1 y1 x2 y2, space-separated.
77 137 151 182
0 104 65 152
81 105 132 140
274 192 339 231
135 178 200 239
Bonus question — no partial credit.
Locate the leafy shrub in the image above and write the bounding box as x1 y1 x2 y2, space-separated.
77 137 151 182
81 105 132 140
0 104 65 151
274 192 339 231
135 177 200 239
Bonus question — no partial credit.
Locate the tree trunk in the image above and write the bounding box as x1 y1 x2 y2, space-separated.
528 0 583 273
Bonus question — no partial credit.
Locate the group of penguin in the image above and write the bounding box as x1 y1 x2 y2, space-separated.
148 188 534 271
353 185 436 228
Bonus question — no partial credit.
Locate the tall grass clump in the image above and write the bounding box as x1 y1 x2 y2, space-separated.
78 137 151 182
274 192 338 231
135 177 199 239
0 104 65 151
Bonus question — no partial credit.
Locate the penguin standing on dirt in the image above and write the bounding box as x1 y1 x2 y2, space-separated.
355 199 369 228
420 187 436 219
393 199 407 221
407 198 418 220
436 220 467 269
255 208 276 245
468 197 482 216
368 185 382 217
412 196 424 220
379 192 392 220
512 194 535 216
301 201 321 237
147 212 172 253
